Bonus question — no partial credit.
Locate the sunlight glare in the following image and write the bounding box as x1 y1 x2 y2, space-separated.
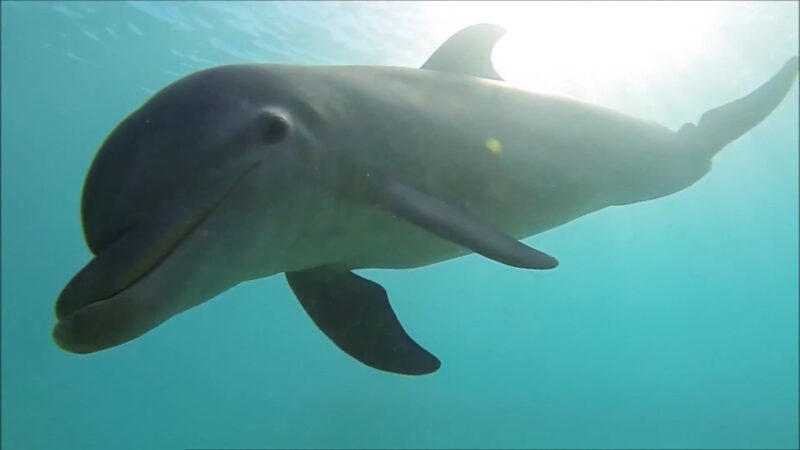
421 1 733 95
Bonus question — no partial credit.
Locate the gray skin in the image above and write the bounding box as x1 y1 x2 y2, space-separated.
53 24 799 374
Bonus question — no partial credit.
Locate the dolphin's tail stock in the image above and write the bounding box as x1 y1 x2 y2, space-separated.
678 55 798 158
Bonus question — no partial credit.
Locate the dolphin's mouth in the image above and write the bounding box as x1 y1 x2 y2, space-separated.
53 163 258 351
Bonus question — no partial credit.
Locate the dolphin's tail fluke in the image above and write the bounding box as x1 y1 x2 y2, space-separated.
679 55 798 158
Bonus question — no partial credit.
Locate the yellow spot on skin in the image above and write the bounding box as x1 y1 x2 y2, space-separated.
485 138 502 154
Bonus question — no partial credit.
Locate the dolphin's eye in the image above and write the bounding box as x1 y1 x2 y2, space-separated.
259 113 289 144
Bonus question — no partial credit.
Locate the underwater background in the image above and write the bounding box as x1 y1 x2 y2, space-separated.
1 2 798 449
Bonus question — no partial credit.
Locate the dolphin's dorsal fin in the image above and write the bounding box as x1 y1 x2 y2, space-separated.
421 23 506 81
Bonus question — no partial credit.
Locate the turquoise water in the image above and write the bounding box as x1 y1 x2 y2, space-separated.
1 2 798 449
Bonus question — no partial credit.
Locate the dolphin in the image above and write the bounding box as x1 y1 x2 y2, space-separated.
53 24 799 375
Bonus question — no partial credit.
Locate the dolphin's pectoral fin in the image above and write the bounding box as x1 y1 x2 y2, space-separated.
374 180 559 270
421 23 506 81
285 268 441 376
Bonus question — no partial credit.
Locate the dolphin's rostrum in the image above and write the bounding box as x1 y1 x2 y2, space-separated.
54 24 799 375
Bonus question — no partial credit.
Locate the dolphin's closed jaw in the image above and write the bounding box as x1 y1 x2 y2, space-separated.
53 291 168 354
53 163 258 353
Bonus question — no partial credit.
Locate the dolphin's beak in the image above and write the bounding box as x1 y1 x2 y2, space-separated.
53 163 257 353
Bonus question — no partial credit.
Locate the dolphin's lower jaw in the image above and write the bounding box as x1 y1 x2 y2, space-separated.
53 164 259 354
